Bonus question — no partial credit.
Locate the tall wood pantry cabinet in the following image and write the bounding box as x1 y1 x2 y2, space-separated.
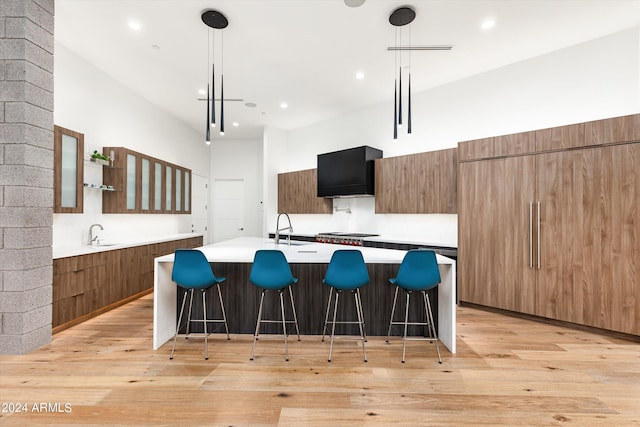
458 114 640 336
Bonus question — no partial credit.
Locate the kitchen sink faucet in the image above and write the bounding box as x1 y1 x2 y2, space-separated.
89 223 104 245
275 213 293 246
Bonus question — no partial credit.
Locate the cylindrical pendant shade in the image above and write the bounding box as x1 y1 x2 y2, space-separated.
398 67 403 127
220 74 225 135
393 78 398 140
206 83 211 143
408 73 412 134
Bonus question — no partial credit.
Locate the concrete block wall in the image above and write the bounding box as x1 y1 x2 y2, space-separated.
0 0 54 354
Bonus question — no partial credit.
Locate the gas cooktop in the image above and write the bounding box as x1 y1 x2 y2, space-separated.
314 232 379 246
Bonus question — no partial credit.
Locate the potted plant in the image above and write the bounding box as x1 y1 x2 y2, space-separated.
90 150 111 166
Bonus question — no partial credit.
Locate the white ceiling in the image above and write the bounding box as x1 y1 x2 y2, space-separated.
55 0 640 141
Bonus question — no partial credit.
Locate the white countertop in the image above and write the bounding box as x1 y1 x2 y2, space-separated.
155 236 454 265
53 233 203 259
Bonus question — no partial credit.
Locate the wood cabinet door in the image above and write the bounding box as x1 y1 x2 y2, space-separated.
277 169 331 214
537 144 639 334
375 155 418 213
458 156 536 312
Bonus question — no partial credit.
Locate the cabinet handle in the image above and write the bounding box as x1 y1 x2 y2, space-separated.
537 201 541 270
529 202 533 269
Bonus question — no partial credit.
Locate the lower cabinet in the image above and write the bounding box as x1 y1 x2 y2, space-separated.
53 236 202 330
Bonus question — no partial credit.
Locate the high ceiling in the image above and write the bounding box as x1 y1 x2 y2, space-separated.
55 0 640 141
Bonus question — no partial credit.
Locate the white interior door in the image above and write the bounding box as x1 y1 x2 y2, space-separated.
191 174 209 244
213 179 245 242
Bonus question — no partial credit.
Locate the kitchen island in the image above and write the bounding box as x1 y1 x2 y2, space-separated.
153 237 456 353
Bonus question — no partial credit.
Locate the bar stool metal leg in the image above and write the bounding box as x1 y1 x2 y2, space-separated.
288 287 301 341
279 290 289 361
217 284 230 340
354 289 367 362
402 291 411 363
202 290 209 360
250 291 265 361
170 290 189 360
321 287 334 342
386 287 400 342
424 291 442 364
328 291 340 362
356 289 367 343
185 289 194 339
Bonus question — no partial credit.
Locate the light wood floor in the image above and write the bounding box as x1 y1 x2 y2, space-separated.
1 293 639 426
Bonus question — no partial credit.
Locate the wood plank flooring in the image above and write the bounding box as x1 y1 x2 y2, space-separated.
1 293 639 426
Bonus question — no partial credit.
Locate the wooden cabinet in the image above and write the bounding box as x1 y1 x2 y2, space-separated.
584 113 640 147
375 148 457 214
53 236 203 330
102 147 191 214
278 168 332 214
458 156 536 314
458 137 494 161
458 114 640 336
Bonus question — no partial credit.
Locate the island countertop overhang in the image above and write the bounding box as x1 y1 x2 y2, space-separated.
155 236 455 265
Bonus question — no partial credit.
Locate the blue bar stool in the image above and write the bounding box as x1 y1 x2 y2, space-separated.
322 250 369 362
386 249 442 363
170 249 229 360
249 250 301 361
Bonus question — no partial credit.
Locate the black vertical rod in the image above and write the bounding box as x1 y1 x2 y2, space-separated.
205 84 211 143
398 67 403 127
220 74 225 134
407 72 412 134
393 78 398 140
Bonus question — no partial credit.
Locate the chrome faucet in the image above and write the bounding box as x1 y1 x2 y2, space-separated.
275 213 293 246
89 223 104 245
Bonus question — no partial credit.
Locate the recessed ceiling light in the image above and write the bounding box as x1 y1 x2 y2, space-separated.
128 21 142 31
198 89 206 95
280 102 288 109
481 19 495 30
355 71 365 80
344 0 366 7
232 122 239 127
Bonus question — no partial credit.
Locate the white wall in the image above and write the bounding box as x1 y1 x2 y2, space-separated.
271 28 640 246
53 43 210 249
262 126 289 236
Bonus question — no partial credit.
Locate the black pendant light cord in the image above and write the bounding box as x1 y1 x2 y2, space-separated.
407 24 412 135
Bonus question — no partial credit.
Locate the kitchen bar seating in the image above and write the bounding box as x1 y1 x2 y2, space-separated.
322 250 370 362
386 249 442 363
249 250 301 361
170 249 229 360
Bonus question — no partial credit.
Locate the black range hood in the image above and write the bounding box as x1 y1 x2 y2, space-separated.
317 146 383 198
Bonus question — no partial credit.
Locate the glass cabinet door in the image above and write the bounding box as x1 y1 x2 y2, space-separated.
175 169 182 212
154 162 163 212
126 154 136 210
54 125 84 213
141 158 150 211
184 171 190 212
165 165 173 212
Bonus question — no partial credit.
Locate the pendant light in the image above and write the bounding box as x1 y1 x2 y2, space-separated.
202 9 228 142
389 6 415 140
